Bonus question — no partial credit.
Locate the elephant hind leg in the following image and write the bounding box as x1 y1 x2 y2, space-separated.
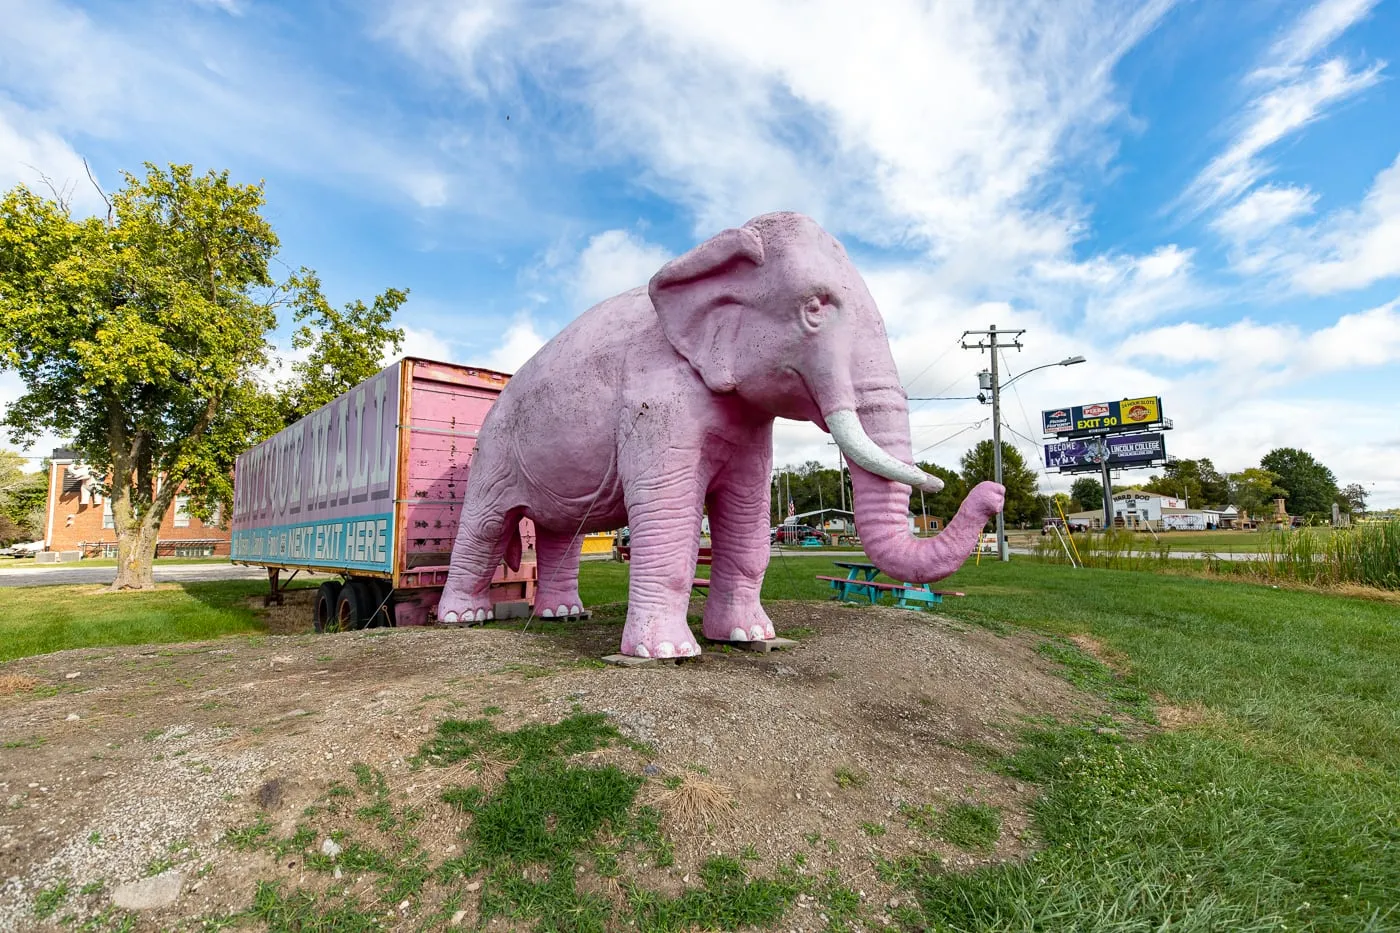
535 529 584 619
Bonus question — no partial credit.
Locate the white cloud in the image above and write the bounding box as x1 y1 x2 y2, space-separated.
481 316 547 374
1292 153 1400 293
1254 0 1380 80
0 0 454 213
573 230 672 309
1210 153 1400 294
381 0 1174 272
1116 298 1400 380
1185 57 1382 211
0 98 107 216
1032 244 1204 331
189 0 244 14
1212 184 1317 243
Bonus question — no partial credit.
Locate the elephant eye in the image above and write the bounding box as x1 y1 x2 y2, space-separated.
800 294 829 333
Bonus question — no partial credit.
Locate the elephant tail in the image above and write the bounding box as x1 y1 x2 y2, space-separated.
502 510 524 572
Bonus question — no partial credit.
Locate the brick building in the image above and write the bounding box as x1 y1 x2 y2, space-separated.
43 448 231 557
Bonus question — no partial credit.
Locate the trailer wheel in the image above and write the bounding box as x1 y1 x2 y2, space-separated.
334 580 373 632
314 581 344 634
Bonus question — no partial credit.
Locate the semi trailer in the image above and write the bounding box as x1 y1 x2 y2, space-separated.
230 357 537 631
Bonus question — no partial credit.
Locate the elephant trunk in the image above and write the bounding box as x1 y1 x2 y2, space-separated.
838 387 1003 583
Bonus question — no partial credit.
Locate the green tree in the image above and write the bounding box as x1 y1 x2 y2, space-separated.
959 440 1040 526
275 269 406 424
1337 483 1367 514
0 451 46 544
915 462 968 525
1228 467 1286 519
1259 448 1339 517
1069 476 1103 512
1142 458 1228 508
0 163 406 589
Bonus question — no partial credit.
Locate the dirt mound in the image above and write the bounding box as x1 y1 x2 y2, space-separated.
0 598 1105 931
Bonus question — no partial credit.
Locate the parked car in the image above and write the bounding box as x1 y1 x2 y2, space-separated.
773 524 826 545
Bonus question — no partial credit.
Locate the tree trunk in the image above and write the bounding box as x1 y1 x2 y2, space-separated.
111 521 159 590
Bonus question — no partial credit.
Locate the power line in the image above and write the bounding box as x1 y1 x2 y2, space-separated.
914 419 988 456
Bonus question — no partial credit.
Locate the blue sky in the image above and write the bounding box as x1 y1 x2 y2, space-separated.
2 0 1398 507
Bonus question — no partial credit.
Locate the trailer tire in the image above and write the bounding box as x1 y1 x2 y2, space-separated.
314 581 344 634
334 580 373 632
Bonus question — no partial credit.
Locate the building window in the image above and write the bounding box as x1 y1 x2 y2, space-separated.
174 496 190 528
174 545 215 558
103 498 114 529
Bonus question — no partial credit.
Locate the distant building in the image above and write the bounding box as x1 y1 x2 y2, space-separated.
1066 491 1230 531
43 448 231 557
913 514 944 533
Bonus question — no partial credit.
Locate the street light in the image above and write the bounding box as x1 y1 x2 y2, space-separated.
980 353 1086 561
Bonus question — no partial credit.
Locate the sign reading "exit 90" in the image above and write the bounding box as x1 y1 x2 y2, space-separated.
1041 396 1163 437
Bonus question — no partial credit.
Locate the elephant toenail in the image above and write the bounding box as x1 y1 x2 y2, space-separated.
730 628 749 641
442 611 458 623
633 644 650 658
655 642 676 658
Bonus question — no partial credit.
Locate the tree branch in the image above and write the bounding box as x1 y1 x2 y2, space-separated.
83 158 113 225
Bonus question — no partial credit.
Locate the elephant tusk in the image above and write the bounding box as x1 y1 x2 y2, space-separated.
827 410 944 493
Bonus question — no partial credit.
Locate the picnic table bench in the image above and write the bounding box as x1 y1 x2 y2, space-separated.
816 561 963 610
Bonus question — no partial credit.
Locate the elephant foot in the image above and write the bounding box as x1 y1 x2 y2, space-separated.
436 585 494 624
534 588 584 620
621 613 701 659
701 601 776 643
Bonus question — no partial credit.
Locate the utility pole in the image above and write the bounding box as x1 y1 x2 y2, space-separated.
962 324 1025 562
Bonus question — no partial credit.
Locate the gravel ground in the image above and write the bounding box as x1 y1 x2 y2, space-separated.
0 594 1112 930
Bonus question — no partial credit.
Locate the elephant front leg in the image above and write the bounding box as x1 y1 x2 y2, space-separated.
535 529 584 619
701 453 775 643
620 463 705 659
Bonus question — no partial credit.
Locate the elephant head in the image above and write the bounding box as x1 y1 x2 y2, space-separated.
649 211 1004 583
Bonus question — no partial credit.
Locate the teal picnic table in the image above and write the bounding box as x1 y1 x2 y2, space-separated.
815 561 964 610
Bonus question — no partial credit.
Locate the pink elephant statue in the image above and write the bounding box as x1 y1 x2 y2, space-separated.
439 212 1005 657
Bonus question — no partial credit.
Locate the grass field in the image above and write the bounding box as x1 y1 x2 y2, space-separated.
1008 527 1333 554
7 557 1399 929
0 579 317 663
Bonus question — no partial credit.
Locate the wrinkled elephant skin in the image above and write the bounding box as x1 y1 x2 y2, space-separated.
440 212 1005 657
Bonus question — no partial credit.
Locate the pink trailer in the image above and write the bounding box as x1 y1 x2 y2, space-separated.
230 357 537 631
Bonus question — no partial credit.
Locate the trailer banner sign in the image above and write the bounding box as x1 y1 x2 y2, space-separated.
1044 432 1167 471
1041 396 1163 436
231 362 401 574
231 515 392 571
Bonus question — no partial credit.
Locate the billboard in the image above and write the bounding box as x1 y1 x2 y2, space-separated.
1044 432 1167 472
230 362 401 573
1041 396 1163 436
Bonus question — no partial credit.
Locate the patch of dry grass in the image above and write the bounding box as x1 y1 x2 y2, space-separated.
642 773 736 831
0 673 42 696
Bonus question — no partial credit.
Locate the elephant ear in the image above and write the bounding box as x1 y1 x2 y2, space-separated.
649 226 765 393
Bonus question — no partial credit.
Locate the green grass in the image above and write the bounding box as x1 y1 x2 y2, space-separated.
868 559 1400 931
0 579 315 661
18 556 232 569
226 712 809 932
577 557 1400 929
